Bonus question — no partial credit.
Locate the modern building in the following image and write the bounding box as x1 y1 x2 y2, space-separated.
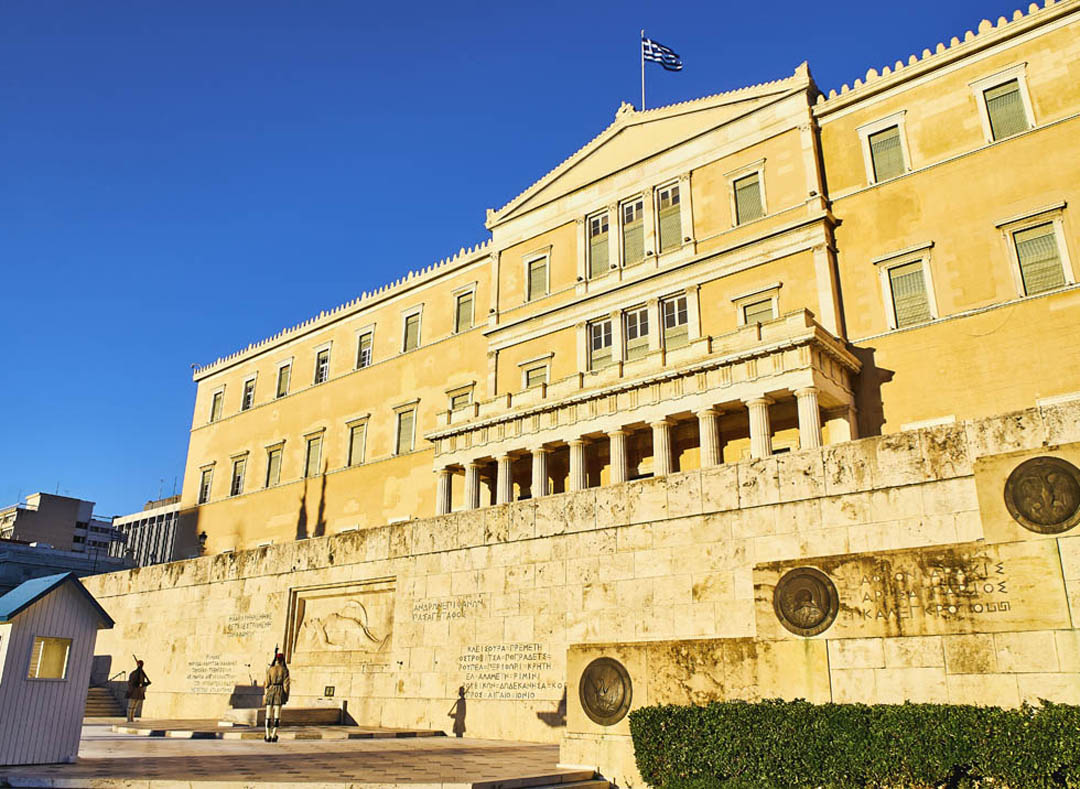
0 540 130 595
175 0 1080 555
0 493 121 555
109 496 181 567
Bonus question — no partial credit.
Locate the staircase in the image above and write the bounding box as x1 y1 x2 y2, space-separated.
85 686 125 718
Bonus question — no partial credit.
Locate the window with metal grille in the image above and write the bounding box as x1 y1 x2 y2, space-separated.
887 262 932 327
589 319 613 369
276 364 291 398
1014 223 1065 295
304 435 323 477
742 298 775 325
657 184 681 253
348 424 366 466
241 379 255 411
454 293 474 333
624 306 650 360
209 390 224 422
396 410 415 455
230 458 246 497
265 447 282 487
662 295 689 349
314 349 331 384
622 198 645 266
27 637 71 680
198 468 213 504
869 126 905 182
525 365 548 389
403 313 421 352
588 212 609 278
356 332 373 369
984 79 1029 140
734 173 764 224
527 257 548 301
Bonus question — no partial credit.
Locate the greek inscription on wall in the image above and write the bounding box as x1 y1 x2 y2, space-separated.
412 594 487 622
224 613 273 637
185 655 240 694
457 642 565 700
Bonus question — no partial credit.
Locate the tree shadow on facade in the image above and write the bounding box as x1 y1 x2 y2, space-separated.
536 689 567 727
295 466 329 540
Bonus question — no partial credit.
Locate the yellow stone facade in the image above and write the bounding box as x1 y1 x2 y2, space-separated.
179 1 1080 556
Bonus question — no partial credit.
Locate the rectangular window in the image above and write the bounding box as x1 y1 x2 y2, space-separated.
348 424 366 466
525 365 548 389
588 212 609 278
276 364 291 398
356 332 373 369
304 435 323 477
868 126 905 182
454 293 474 334
527 256 548 301
241 379 255 411
624 306 650 361
265 447 282 487
589 319 613 369
395 409 415 455
742 298 776 325
198 468 213 504
734 173 764 224
314 349 331 384
403 313 421 352
209 390 224 423
230 458 246 497
657 184 681 253
27 637 71 680
450 392 471 412
621 198 645 267
984 79 1029 141
887 261 933 327
662 295 689 349
1014 223 1065 295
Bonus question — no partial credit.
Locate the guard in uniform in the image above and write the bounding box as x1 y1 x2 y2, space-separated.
126 660 151 722
263 652 290 742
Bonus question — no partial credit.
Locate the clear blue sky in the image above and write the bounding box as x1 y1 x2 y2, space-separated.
0 0 1021 516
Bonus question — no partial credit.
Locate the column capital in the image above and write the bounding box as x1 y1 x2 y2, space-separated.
794 386 819 398
531 445 550 456
650 418 674 429
608 428 628 437
568 437 587 447
497 453 513 462
743 396 775 408
696 407 722 418
435 467 453 477
466 460 482 470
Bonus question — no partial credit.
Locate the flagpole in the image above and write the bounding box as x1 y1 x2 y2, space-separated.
640 29 646 110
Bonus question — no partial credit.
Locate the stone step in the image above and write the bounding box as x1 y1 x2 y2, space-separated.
472 771 604 789
84 687 124 718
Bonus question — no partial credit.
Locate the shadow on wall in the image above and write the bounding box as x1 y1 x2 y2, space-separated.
295 465 329 541
229 683 264 709
849 344 895 438
536 689 567 728
448 686 467 737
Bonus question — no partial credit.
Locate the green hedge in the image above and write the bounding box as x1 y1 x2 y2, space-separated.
629 699 1080 789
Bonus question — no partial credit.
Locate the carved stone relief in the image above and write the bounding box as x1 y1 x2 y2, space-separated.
285 578 395 668
773 566 839 637
579 657 632 726
1004 456 1080 534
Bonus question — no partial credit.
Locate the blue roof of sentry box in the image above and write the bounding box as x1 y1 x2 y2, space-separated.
0 572 114 628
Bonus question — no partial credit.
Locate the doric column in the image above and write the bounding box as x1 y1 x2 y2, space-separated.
795 387 823 450
696 408 722 467
569 439 587 491
496 455 513 505
745 397 774 459
464 462 481 510
531 447 549 498
609 430 629 484
651 419 674 476
436 468 453 515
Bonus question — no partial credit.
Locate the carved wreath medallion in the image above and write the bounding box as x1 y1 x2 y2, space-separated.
773 567 840 637
579 657 632 726
1004 456 1080 534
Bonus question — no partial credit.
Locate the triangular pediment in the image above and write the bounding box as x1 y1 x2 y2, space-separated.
489 66 811 227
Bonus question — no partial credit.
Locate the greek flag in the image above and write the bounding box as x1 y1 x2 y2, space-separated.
642 36 683 72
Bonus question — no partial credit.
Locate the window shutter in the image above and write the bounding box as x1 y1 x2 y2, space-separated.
306 437 322 476
734 174 764 224
658 191 681 253
349 425 366 466
528 259 547 299
526 366 547 388
622 201 645 265
590 233 609 278
404 315 420 351
396 410 415 455
869 126 904 181
455 294 473 333
743 299 775 325
357 333 372 368
888 262 932 327
276 366 290 397
267 449 282 486
985 80 1028 140
1015 224 1065 295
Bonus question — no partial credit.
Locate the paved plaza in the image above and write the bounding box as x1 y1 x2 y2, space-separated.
0 723 595 788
